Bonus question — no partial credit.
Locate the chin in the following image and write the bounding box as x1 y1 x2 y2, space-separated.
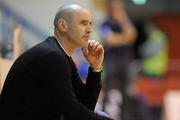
80 41 88 48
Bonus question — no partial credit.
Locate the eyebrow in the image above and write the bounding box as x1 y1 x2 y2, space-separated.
81 19 92 24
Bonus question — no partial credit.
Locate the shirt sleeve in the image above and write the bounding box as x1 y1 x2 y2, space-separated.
39 52 112 120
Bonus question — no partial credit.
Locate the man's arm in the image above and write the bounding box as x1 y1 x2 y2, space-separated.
40 52 112 120
101 21 136 47
79 40 104 110
73 66 102 110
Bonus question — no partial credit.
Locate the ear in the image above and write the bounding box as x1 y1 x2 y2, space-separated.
57 19 67 32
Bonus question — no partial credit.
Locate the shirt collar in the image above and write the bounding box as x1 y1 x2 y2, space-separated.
54 36 71 57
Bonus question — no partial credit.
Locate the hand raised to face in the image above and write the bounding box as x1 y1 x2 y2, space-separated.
82 40 104 71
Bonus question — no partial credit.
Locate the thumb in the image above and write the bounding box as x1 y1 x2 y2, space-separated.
81 47 88 57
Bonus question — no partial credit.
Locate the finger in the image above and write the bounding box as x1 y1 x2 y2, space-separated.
92 42 100 50
89 40 96 47
82 47 88 56
88 40 96 51
95 44 103 52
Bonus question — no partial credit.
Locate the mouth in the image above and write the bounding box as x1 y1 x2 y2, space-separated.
82 36 90 41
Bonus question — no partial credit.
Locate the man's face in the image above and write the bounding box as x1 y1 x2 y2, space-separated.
66 8 93 48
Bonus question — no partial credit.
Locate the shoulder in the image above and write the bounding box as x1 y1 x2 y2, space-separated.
22 37 64 57
27 37 60 54
16 36 68 66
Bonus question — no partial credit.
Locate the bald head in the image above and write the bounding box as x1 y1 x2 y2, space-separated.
53 4 92 50
54 4 83 30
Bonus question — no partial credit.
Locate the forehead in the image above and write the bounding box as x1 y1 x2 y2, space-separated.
73 8 92 21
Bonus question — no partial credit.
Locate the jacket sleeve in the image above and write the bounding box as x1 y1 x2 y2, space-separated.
75 67 103 110
67 58 102 111
39 52 113 120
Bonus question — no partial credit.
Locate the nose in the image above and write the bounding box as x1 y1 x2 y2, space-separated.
86 25 93 33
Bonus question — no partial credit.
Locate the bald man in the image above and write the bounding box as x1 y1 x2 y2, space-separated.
0 4 113 120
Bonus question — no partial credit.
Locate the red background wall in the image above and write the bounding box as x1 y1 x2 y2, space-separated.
154 15 180 60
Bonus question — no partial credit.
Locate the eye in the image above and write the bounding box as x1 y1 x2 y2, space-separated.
80 20 92 26
81 21 88 25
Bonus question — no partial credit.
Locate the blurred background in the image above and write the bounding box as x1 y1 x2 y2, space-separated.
0 0 180 120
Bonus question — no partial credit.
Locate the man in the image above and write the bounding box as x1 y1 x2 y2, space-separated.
0 4 112 120
100 0 136 120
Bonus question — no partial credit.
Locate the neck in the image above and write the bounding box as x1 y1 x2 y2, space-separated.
54 32 77 56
